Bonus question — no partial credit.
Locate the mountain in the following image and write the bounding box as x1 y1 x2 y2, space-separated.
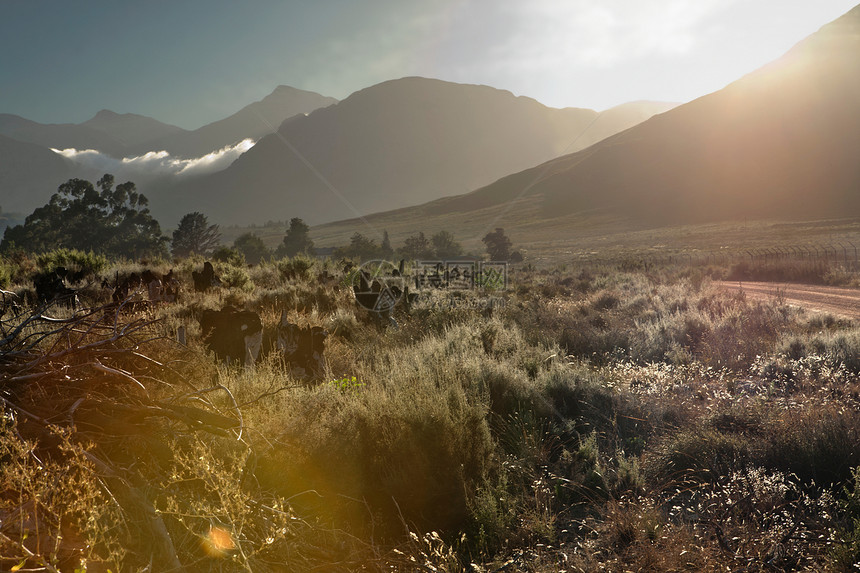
158 77 673 225
0 114 131 157
0 110 184 157
0 134 72 213
135 86 338 158
0 85 338 218
587 101 678 142
380 5 860 230
80 109 185 150
0 85 335 162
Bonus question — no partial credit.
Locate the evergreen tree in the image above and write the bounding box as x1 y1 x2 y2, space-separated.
275 217 315 258
171 212 221 258
380 230 394 258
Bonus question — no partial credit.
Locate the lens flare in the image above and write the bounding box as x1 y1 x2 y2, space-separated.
201 525 236 557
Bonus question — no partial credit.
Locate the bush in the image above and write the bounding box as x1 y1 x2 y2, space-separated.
220 265 254 291
832 466 860 570
35 248 109 278
761 408 860 486
0 259 13 289
647 428 752 485
256 380 494 538
212 246 244 266
277 255 315 281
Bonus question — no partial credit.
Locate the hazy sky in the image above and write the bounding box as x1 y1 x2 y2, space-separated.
2 0 857 129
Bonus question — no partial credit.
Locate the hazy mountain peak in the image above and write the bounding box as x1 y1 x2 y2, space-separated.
825 3 860 28
159 77 671 226
91 109 120 120
269 84 331 98
130 85 337 158
352 76 533 102
778 3 860 60
408 5 860 229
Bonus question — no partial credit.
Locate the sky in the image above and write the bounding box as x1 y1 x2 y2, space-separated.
1 0 858 130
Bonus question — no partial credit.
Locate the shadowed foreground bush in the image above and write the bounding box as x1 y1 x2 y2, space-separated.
256 379 494 538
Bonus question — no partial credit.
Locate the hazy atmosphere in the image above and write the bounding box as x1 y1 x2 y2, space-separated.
2 0 857 128
3 2 860 571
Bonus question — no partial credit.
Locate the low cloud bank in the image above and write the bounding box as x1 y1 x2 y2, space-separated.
51 139 255 180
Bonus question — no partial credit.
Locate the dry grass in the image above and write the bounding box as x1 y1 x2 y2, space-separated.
1 251 859 570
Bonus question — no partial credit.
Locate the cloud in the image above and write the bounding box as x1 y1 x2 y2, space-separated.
51 139 255 181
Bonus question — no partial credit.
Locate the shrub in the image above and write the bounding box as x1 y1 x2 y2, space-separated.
647 428 752 485
255 380 494 538
212 246 244 266
727 259 832 284
0 419 123 571
35 248 109 277
277 255 315 281
761 408 860 487
0 259 13 288
219 265 254 291
832 466 860 570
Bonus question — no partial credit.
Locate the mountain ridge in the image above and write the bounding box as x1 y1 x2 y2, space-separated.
133 85 338 158
403 5 860 226
155 76 676 226
309 4 860 250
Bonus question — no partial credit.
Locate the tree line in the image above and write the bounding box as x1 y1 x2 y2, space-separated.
1 175 521 263
331 228 521 262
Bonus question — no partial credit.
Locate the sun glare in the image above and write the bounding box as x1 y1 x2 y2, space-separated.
201 525 237 557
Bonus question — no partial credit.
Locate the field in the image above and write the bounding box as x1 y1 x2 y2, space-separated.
2 245 860 572
229 215 860 268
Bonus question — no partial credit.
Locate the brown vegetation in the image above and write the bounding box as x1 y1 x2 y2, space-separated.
1 251 859 571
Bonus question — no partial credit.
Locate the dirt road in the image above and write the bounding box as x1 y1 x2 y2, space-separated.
716 281 860 320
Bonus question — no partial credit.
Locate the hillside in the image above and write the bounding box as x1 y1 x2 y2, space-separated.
312 5 860 251
157 77 673 226
0 134 72 213
436 5 860 225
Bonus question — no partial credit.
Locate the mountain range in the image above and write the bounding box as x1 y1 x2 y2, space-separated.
314 4 860 248
0 79 672 225
0 87 337 214
11 4 854 240
155 77 675 226
128 85 339 158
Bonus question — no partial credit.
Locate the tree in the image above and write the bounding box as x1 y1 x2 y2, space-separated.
398 232 434 260
1 174 167 259
431 230 463 259
171 212 221 258
233 233 270 265
333 232 381 261
212 245 244 266
275 217 315 258
380 230 394 259
482 227 513 261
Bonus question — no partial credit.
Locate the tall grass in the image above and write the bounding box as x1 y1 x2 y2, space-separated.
2 254 859 570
